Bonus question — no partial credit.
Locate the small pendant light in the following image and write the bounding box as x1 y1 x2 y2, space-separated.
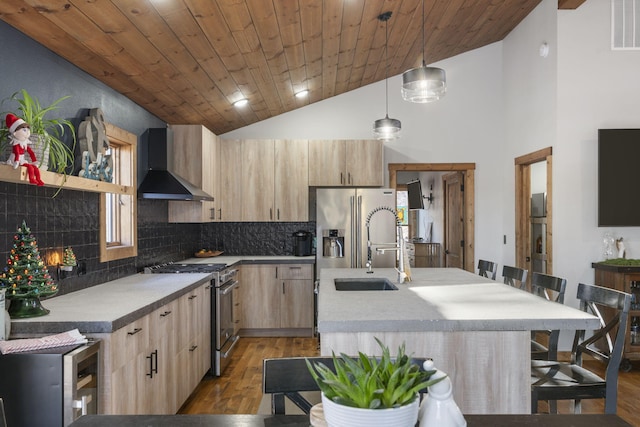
373 11 401 141
401 0 446 103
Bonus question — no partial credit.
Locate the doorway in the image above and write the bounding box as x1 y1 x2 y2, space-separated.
515 147 553 278
389 163 476 273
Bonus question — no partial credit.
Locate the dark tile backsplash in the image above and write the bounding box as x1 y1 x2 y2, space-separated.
0 182 315 297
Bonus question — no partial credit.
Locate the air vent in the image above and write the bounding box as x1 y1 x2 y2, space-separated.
612 0 640 49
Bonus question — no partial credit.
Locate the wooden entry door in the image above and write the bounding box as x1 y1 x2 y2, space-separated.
443 172 465 268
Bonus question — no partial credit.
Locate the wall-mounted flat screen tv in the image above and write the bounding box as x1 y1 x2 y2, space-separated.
407 180 424 210
598 129 640 226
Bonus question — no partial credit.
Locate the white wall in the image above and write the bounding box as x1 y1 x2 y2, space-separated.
556 0 640 292
502 0 558 269
223 42 507 267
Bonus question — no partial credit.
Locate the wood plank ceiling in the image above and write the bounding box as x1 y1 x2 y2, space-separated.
1 0 585 135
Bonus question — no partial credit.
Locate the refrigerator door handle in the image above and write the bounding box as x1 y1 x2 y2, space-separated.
350 195 356 267
356 194 362 268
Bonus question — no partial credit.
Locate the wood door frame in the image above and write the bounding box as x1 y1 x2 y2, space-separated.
389 163 476 273
515 147 553 276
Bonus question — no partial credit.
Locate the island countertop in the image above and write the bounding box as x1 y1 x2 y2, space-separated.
317 267 599 333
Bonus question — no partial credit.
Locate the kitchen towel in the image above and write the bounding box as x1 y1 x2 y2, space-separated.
0 328 87 354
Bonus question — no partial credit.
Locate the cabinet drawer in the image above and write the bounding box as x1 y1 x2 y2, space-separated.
110 315 150 372
277 264 313 280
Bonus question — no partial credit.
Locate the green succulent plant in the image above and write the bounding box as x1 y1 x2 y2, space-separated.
306 338 444 409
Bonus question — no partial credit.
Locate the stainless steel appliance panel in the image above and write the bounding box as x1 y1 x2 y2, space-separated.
316 188 397 277
0 340 100 427
214 267 239 376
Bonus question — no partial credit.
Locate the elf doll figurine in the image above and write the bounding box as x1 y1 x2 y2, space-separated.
5 113 44 186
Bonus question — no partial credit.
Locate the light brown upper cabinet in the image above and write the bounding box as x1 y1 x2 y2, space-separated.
274 139 309 221
308 139 383 187
168 124 220 223
218 140 243 221
241 139 309 222
242 139 275 222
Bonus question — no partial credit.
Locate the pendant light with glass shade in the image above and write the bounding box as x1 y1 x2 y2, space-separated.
373 11 401 141
401 0 446 103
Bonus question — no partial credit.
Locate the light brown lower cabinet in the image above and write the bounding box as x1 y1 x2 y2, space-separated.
91 282 211 415
239 264 314 336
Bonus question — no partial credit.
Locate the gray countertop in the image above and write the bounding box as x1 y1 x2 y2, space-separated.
9 255 315 337
317 268 600 333
9 273 213 335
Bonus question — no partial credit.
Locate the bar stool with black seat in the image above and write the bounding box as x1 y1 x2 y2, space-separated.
263 356 430 415
530 272 568 361
531 283 632 415
477 259 498 280
502 265 528 290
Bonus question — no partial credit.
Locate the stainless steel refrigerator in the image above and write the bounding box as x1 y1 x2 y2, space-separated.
316 188 397 277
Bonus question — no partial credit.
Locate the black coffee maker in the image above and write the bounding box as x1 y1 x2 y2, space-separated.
292 230 313 256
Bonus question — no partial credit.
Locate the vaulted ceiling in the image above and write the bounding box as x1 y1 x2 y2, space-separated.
1 0 584 135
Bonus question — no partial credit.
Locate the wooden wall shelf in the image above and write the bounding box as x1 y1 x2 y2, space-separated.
0 164 134 195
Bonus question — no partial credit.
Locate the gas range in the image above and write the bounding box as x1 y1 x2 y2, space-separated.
143 263 227 274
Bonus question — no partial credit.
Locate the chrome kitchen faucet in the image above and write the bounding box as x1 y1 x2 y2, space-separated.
365 206 407 283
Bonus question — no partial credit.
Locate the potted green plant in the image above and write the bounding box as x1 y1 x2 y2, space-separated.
306 338 444 427
1 89 76 174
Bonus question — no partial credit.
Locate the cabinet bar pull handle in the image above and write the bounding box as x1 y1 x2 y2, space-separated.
289 266 301 270
218 208 222 220
282 282 285 294
147 350 158 378
160 310 172 317
189 345 198 352
127 328 142 336
189 294 197 300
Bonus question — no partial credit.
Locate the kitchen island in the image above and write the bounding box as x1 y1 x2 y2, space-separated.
317 268 600 415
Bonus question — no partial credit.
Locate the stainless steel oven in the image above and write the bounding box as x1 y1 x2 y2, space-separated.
215 267 239 375
144 262 240 376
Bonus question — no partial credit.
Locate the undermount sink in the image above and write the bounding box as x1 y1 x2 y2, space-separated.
334 278 398 291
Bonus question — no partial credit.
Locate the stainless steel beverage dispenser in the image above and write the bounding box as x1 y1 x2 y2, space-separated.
323 229 344 258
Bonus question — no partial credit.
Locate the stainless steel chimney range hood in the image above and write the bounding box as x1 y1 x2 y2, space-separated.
137 128 214 201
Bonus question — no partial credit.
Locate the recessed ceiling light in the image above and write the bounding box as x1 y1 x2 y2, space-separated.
233 98 248 107
295 90 309 99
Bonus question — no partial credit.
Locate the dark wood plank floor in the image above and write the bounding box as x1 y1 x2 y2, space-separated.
179 337 640 426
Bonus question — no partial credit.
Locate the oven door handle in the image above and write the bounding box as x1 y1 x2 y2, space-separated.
220 335 239 358
220 280 239 295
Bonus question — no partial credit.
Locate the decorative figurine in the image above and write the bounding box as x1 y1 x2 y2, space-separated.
5 113 44 186
0 221 57 318
419 360 466 427
616 237 626 259
61 247 77 271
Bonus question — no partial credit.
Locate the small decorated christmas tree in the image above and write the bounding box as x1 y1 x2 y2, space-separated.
61 247 77 271
0 220 58 318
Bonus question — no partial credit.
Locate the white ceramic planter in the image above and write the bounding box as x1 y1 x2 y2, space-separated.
321 393 419 427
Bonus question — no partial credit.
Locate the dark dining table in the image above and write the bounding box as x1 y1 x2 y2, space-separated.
69 413 634 427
